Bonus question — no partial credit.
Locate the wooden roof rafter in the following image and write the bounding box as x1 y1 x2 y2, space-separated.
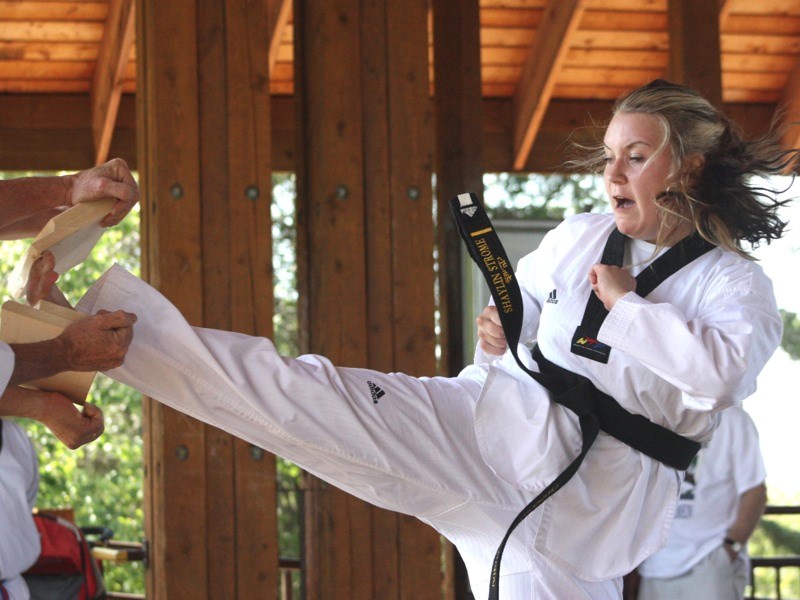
90 0 135 165
719 0 734 30
779 59 800 163
268 0 291 75
511 0 587 170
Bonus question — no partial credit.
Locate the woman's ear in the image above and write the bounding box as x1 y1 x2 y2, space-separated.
688 153 705 175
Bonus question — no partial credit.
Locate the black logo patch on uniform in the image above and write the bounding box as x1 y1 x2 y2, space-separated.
368 381 386 403
546 289 558 304
570 325 611 363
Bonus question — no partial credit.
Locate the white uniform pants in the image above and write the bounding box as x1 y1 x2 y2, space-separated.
639 546 748 600
79 265 622 600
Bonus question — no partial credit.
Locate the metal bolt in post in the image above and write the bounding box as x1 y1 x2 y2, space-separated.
246 185 260 200
249 445 265 461
175 445 189 461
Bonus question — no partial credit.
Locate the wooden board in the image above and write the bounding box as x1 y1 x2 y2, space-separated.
0 300 95 403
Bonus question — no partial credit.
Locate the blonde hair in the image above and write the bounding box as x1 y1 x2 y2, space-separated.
574 79 794 256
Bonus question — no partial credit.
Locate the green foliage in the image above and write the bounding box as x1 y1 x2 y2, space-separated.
272 173 303 597
482 172 608 220
0 197 144 595
750 515 800 599
752 517 800 555
780 309 800 360
272 173 299 358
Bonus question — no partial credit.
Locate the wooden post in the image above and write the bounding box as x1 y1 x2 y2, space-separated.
668 0 723 107
295 0 441 597
431 4 485 594
137 0 278 597
432 0 485 378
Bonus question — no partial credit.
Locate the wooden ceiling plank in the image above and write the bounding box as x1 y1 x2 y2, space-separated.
0 41 99 61
268 0 291 76
91 0 135 165
724 88 780 103
486 27 679 50
1 21 105 42
481 8 539 28
581 10 666 31
559 66 664 86
564 48 668 68
512 0 587 170
726 15 800 35
723 70 787 89
723 53 798 73
0 60 95 77
481 0 547 8
723 0 800 16
0 1 107 21
572 30 670 50
722 34 800 55
586 0 666 10
554 83 636 99
0 79 91 92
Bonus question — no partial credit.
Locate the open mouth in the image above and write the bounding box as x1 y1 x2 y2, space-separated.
615 196 635 209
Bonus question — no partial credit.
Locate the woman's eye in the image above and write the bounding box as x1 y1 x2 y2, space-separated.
603 156 614 165
629 155 644 163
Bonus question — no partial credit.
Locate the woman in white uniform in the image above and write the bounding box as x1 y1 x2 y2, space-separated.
34 80 788 599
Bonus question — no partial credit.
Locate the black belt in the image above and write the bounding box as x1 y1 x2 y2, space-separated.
450 193 706 600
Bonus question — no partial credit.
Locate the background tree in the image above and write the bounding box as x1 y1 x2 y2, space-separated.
780 309 800 360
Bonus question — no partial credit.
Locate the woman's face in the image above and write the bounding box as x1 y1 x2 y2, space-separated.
603 112 674 243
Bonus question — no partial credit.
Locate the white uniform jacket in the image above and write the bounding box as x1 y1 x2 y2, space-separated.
469 213 781 578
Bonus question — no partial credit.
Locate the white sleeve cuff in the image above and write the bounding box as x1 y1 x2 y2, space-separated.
597 292 648 349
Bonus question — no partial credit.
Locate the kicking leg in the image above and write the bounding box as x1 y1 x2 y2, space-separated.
78 266 508 517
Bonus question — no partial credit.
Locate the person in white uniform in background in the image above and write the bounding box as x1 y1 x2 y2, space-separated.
0 419 40 600
0 161 139 600
31 80 790 599
629 406 767 600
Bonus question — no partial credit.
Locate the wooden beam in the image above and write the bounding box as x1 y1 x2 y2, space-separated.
268 0 291 76
91 0 135 165
0 93 136 170
668 0 722 108
0 94 778 175
778 59 800 161
718 0 733 30
512 0 586 170
432 0 484 380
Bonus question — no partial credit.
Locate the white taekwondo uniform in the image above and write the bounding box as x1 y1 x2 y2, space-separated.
0 344 16 401
78 213 782 599
0 420 40 600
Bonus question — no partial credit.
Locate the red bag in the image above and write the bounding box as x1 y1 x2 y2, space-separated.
23 512 106 600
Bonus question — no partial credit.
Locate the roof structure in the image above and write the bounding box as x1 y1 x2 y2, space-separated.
3 0 800 170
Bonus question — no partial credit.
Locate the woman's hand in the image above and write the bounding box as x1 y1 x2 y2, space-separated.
588 264 636 311
476 305 507 355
